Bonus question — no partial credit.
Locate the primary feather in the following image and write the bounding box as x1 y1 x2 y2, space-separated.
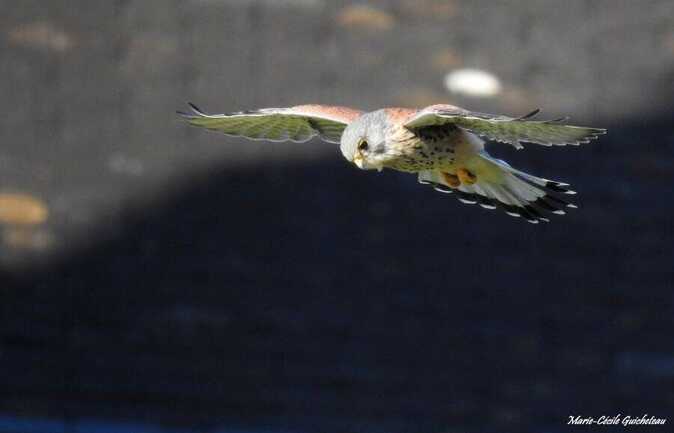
404 104 606 149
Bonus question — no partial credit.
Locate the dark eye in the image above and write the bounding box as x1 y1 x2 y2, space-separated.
358 139 369 151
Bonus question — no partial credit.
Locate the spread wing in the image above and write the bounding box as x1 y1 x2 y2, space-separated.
404 104 606 150
177 103 362 144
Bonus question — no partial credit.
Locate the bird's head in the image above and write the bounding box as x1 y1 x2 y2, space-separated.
340 111 396 172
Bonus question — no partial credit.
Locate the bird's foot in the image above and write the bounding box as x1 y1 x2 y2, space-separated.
457 168 477 185
441 172 461 188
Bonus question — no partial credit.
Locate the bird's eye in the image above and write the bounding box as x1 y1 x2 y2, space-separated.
358 139 369 151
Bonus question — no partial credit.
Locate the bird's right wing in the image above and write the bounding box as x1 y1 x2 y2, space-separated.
177 103 362 144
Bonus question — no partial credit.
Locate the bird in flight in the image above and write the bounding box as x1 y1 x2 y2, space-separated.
177 103 605 223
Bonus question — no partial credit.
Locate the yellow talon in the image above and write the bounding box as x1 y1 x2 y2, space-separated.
457 168 477 185
441 172 461 188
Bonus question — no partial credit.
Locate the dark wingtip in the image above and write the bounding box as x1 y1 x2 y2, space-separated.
545 181 576 195
540 116 571 124
187 102 203 114
432 183 454 193
516 108 541 121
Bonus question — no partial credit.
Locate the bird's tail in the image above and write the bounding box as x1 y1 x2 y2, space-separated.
418 152 577 223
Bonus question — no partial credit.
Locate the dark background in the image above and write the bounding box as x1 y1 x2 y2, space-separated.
1 1 674 432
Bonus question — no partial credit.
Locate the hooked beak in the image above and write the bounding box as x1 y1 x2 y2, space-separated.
352 143 385 172
352 151 383 172
353 150 365 169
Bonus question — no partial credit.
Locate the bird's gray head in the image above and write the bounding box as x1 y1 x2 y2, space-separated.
340 110 396 171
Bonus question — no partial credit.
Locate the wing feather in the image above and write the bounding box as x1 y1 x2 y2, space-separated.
177 103 362 144
404 105 606 149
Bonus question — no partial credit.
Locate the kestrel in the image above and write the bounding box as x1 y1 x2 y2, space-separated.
177 103 605 223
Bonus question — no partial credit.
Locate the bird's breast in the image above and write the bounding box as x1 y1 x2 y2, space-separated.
383 126 459 172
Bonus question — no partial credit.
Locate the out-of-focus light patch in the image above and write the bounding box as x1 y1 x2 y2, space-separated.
400 0 457 19
0 193 48 226
444 68 502 98
7 21 74 53
337 4 395 31
3 227 53 251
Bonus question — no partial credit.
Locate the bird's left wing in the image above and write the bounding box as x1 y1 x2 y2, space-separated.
177 103 362 144
404 104 606 150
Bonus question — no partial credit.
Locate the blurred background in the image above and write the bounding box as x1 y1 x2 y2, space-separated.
1 1 674 432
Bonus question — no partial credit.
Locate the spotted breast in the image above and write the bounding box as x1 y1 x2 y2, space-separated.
385 123 460 173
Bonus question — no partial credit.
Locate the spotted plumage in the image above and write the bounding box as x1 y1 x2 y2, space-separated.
178 102 605 223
